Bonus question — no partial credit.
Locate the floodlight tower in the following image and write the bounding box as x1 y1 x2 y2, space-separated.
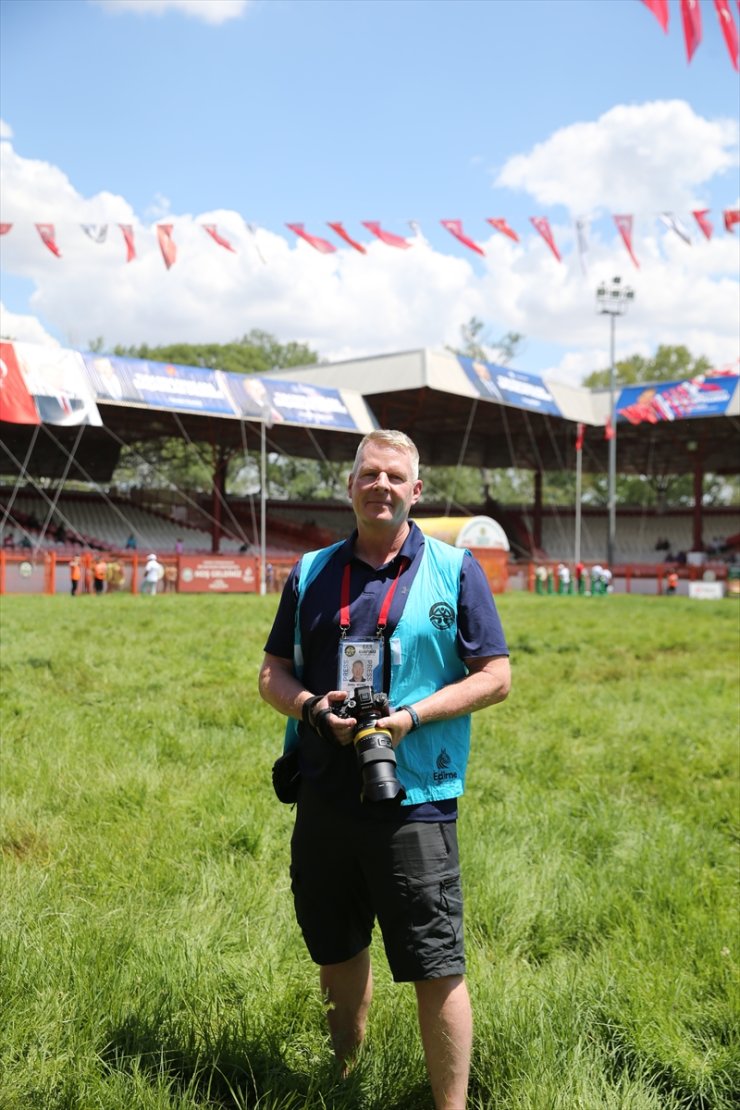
596 276 635 569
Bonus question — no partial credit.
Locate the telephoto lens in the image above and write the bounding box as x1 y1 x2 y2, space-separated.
335 684 407 804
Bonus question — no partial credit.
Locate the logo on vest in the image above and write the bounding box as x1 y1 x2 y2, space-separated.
434 747 456 784
429 601 455 630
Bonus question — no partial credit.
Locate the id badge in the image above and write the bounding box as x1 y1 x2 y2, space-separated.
337 638 383 692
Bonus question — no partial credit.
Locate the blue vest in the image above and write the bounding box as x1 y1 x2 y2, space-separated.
286 536 470 806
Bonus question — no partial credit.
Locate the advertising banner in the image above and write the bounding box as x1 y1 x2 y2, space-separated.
223 374 360 430
617 375 738 425
457 356 562 416
177 554 259 593
9 343 102 426
82 353 236 416
0 342 41 424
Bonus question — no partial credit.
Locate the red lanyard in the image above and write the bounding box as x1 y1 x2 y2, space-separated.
340 557 409 638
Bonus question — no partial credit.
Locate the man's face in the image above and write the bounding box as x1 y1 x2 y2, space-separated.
348 442 422 530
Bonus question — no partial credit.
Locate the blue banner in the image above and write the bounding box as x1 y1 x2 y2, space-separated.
82 354 236 415
223 374 359 430
617 375 738 425
457 356 562 416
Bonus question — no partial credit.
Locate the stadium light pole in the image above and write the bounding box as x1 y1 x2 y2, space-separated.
596 276 634 568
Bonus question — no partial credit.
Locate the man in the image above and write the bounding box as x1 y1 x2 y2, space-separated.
259 430 510 1109
142 553 162 596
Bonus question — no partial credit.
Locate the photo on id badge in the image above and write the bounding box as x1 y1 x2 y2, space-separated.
339 640 381 692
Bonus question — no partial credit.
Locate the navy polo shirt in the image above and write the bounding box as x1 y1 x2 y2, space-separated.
264 520 509 818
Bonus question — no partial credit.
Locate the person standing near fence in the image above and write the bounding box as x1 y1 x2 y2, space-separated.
93 556 107 596
259 429 511 1109
142 553 163 596
70 557 81 597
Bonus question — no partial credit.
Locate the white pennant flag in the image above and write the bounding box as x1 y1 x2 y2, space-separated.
575 217 589 273
80 224 108 244
659 213 691 245
245 223 267 264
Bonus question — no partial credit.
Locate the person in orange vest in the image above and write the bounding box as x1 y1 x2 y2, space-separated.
93 555 108 596
70 557 82 597
666 570 679 595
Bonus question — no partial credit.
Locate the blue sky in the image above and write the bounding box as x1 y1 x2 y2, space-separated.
0 0 738 381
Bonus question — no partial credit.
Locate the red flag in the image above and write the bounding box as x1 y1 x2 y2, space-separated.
715 0 739 66
724 208 740 232
575 423 585 451
680 0 702 61
440 219 485 256
0 342 40 425
156 224 177 269
641 0 670 31
487 217 519 242
692 209 713 239
530 216 561 262
286 223 336 254
604 416 615 442
202 224 236 253
119 224 136 262
0 224 12 235
361 221 411 249
327 222 366 253
613 214 640 268
35 223 62 258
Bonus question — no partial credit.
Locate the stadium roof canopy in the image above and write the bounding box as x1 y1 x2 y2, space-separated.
1 342 738 485
260 349 740 479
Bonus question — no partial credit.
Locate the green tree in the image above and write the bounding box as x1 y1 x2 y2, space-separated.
583 344 711 390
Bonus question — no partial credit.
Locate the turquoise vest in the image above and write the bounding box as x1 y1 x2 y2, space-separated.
285 535 471 806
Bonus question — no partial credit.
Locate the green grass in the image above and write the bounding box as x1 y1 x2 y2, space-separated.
1 592 738 1109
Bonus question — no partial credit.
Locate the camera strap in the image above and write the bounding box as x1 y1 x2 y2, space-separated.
337 557 409 693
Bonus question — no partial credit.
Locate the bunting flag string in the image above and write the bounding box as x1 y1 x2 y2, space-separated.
530 216 562 262
642 0 738 67
692 209 713 238
680 0 703 60
119 224 136 262
715 0 739 68
2 206 737 268
35 223 62 258
202 224 236 253
327 221 366 253
440 219 486 256
361 221 410 249
642 0 670 32
613 214 640 268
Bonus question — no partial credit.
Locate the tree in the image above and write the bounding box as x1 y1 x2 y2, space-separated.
582 344 711 390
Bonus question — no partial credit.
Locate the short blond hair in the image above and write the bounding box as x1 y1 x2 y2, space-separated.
351 430 420 480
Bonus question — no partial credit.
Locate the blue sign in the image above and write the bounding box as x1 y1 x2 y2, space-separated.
457 356 561 416
82 354 236 416
617 375 738 424
223 374 359 430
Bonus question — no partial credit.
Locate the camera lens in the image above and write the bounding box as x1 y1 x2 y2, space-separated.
354 724 406 804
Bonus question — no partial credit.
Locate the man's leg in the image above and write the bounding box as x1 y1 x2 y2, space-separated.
415 974 472 1110
320 947 373 1072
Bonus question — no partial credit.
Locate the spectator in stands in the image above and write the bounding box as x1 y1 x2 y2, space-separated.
55 521 67 544
19 534 32 550
69 557 81 596
142 553 162 595
175 538 184 556
3 530 16 549
93 556 108 595
125 533 137 550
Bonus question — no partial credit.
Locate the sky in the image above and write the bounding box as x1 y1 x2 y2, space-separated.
0 0 738 385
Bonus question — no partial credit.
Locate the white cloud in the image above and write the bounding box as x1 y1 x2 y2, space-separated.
91 0 252 26
0 104 737 383
0 302 60 346
0 120 13 142
495 100 739 216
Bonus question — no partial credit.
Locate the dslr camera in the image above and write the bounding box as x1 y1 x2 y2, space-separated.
333 684 406 805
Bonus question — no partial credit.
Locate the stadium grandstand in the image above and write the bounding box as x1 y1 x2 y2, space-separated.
1 341 738 596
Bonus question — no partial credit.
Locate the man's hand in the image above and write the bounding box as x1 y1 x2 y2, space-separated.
310 690 357 746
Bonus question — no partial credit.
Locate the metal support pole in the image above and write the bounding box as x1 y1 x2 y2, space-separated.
607 313 617 569
574 443 582 567
260 420 267 596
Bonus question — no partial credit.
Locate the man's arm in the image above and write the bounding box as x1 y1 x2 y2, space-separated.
258 653 358 744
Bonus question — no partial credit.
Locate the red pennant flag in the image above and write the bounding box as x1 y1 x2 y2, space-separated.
202 224 236 253
327 222 366 253
486 217 519 242
35 223 62 258
0 342 40 425
575 423 585 452
692 209 713 239
361 221 411 249
680 0 702 61
715 0 739 69
530 216 562 262
119 224 136 262
724 208 740 232
613 214 640 268
440 219 485 256
286 223 336 254
0 224 12 235
156 224 177 269
604 416 615 442
641 0 670 31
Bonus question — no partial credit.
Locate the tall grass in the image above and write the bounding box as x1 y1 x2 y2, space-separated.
1 593 738 1109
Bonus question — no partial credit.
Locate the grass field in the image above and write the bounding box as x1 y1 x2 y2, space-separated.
1 591 738 1110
